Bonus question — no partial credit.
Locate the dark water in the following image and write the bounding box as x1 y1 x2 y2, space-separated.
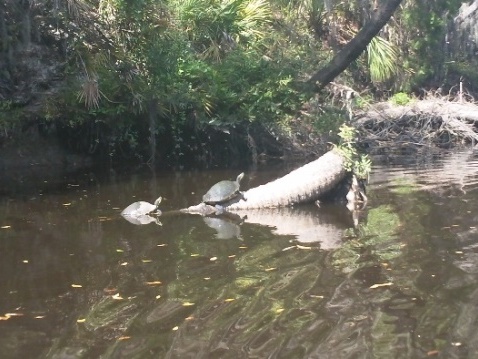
2 151 478 358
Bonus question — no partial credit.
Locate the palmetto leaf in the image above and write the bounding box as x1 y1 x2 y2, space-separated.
367 35 399 83
77 72 101 109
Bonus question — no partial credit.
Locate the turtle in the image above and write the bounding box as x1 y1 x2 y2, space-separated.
202 172 244 206
121 196 162 217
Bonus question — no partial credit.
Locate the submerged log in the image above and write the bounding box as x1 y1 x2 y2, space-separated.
181 150 351 215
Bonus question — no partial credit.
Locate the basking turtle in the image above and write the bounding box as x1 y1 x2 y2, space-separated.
121 196 162 217
203 172 244 206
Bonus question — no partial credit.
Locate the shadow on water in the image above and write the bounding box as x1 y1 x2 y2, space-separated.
2 151 478 357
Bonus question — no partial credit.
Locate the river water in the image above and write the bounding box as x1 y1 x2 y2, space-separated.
1 151 478 358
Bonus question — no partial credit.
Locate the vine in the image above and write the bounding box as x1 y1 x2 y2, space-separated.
335 124 372 180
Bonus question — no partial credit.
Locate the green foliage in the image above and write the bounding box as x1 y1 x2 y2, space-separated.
312 106 347 134
390 92 412 106
336 124 371 180
367 36 399 83
397 0 463 90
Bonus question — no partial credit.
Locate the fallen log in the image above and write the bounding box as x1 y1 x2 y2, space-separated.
181 150 354 215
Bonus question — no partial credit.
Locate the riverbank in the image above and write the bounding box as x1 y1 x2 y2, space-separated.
2 96 478 174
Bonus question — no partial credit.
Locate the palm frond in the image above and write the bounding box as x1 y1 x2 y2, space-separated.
77 72 101 109
367 35 399 83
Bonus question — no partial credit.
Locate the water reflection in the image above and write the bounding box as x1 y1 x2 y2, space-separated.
2 152 478 357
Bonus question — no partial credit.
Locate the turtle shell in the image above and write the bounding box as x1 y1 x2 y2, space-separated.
202 172 244 205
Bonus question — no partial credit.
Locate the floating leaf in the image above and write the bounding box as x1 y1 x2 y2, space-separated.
182 302 195 306
77 318 86 323
224 298 235 302
190 254 200 257
239 246 248 249
62 203 72 206
172 326 179 331
282 246 296 251
71 284 83 288
34 316 46 319
228 255 236 258
141 259 152 263
1 225 11 229
157 244 168 247
155 295 161 299
210 257 217 261
116 249 124 253
369 282 393 289
275 308 284 313
22 260 29 263
120 262 128 266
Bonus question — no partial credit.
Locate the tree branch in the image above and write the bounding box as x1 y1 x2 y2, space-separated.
307 0 403 91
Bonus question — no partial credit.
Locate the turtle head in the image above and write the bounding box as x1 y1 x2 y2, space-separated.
236 172 245 183
153 197 162 207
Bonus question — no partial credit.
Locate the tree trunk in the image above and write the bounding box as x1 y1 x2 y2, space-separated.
307 0 403 91
231 150 346 209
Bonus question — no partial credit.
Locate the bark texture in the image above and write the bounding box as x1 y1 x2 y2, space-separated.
226 150 346 209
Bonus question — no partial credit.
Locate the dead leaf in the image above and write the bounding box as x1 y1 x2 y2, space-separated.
224 298 235 302
141 259 152 263
112 293 124 300
210 257 218 261
71 284 83 288
77 318 86 323
1 225 11 229
369 282 393 289
265 267 276 272
172 326 179 331
62 203 72 206
182 302 195 306
282 246 296 251
427 350 439 356
296 245 312 250
118 336 131 341
145 281 162 286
